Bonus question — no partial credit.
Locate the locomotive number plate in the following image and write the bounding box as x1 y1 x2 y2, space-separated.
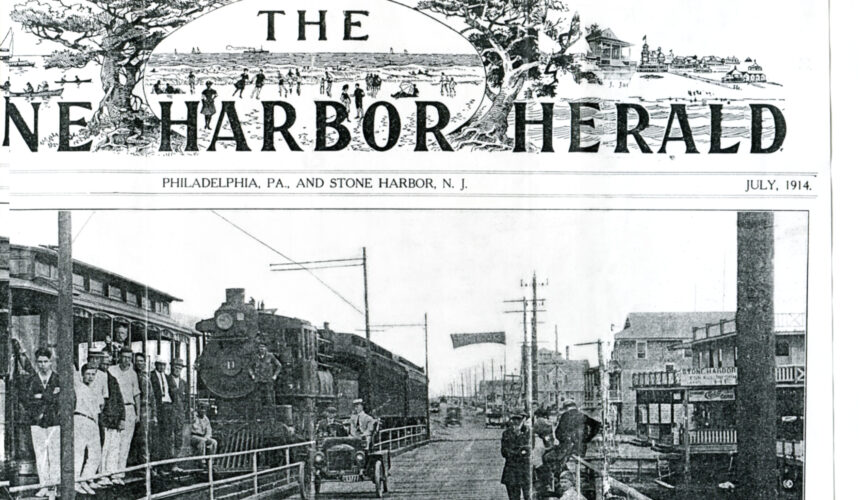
342 475 361 483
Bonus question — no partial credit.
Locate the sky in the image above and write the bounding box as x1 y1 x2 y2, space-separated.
8 210 808 395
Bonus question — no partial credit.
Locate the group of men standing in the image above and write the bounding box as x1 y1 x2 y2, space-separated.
501 401 602 500
25 326 195 497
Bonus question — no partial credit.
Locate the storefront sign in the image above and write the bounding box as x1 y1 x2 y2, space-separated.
679 367 738 386
689 389 736 402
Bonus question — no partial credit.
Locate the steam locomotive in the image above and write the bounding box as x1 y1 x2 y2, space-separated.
195 288 428 461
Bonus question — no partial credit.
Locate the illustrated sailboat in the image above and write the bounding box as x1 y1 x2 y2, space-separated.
0 29 11 61
3 30 36 67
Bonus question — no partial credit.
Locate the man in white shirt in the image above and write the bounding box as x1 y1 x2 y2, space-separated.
75 348 109 403
102 348 140 483
190 404 217 457
74 364 102 495
349 399 376 447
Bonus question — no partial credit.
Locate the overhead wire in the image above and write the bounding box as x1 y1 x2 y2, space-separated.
210 210 365 315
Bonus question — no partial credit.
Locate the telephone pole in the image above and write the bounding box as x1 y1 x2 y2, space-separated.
503 279 546 416
736 212 777 499
554 325 560 411
576 336 612 500
57 212 75 500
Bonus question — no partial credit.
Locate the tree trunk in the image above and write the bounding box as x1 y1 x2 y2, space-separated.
456 72 526 148
94 52 141 130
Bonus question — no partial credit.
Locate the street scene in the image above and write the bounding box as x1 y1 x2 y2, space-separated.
0 210 806 499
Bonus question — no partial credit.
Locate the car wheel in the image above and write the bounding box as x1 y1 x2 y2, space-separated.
383 467 391 493
374 461 384 498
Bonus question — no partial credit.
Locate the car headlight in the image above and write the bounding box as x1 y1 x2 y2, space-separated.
314 452 325 464
354 451 366 465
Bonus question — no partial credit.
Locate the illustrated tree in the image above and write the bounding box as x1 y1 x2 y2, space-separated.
11 0 225 131
418 0 582 149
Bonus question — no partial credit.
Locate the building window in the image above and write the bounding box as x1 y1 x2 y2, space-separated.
636 341 647 359
698 352 703 368
776 341 790 357
89 278 104 296
126 291 138 306
108 285 123 301
718 349 723 368
73 274 86 291
665 363 675 372
35 261 57 279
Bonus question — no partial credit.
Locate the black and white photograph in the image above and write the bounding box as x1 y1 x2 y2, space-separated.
0 210 807 499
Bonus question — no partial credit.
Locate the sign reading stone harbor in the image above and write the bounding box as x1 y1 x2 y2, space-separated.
678 367 738 386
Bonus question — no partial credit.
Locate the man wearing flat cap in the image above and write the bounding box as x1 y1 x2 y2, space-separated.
501 413 531 499
317 406 348 438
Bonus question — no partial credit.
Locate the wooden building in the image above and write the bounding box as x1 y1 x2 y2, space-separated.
2 241 200 478
585 28 634 68
630 314 805 463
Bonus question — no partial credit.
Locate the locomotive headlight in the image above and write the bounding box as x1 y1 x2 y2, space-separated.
354 451 366 465
215 312 234 330
314 452 325 464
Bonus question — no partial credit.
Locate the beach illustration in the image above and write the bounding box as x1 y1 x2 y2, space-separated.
3 0 785 153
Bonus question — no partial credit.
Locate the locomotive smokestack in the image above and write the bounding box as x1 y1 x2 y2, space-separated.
226 288 245 307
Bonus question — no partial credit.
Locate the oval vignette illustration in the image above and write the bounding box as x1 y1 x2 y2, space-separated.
144 0 486 151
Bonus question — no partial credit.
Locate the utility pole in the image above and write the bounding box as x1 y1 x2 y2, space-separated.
424 313 430 439
576 337 612 500
736 212 777 499
503 291 546 415
531 274 539 409
598 339 610 500
362 247 372 410
57 212 76 500
554 325 560 411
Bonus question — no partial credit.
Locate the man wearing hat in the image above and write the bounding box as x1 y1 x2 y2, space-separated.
248 342 282 409
349 399 375 444
190 403 217 457
150 356 175 461
170 357 189 462
501 413 531 500
555 400 601 458
130 353 157 466
317 406 347 438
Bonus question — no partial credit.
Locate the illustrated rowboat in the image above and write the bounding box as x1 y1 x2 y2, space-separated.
7 59 35 67
55 78 92 84
6 88 64 97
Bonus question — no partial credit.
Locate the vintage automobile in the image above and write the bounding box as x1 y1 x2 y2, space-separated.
485 405 507 427
444 406 462 427
430 401 440 413
313 430 391 498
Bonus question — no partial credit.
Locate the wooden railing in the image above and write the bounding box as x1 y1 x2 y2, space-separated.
689 428 737 445
774 313 806 333
631 371 677 387
777 440 804 462
9 440 314 499
775 365 805 384
373 424 429 453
